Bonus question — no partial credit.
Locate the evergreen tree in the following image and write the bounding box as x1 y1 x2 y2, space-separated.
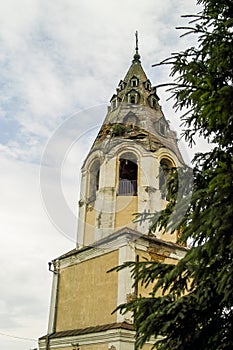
115 1 233 349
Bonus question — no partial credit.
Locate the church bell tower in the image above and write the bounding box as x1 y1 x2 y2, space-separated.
39 35 187 350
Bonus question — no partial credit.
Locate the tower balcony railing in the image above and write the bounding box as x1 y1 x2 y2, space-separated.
118 179 137 196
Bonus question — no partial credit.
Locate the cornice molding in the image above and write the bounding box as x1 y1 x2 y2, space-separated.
56 228 187 269
39 326 135 349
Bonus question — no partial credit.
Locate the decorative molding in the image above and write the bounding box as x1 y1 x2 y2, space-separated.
58 230 139 269
39 327 136 350
56 229 187 269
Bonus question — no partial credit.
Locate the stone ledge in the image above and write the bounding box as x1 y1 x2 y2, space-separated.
39 321 134 340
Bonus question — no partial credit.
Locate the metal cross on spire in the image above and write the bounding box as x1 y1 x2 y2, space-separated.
135 30 139 53
133 30 141 62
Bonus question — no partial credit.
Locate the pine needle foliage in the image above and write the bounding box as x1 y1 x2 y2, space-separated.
114 1 233 349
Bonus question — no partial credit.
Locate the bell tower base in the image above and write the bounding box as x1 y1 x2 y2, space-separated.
39 228 187 350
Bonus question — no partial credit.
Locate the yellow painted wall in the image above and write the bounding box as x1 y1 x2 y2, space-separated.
115 196 137 229
160 202 178 243
136 248 178 298
56 251 118 331
142 344 154 350
160 231 178 244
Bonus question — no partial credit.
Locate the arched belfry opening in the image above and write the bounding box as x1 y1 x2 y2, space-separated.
159 158 175 200
88 159 100 201
123 112 139 127
118 152 138 196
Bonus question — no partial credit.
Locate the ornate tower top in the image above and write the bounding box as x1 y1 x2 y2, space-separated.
77 38 185 247
87 35 183 164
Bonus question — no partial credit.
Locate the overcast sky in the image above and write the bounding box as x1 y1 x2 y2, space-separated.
0 1 205 349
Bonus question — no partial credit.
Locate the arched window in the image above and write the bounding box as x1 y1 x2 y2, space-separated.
151 97 157 108
130 77 139 87
118 153 138 196
130 95 136 104
154 117 168 137
89 159 100 201
127 92 139 104
148 95 158 109
111 98 117 110
159 120 167 136
119 80 126 91
159 158 175 200
123 112 139 127
144 80 151 91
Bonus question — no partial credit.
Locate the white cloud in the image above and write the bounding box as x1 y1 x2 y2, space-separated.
0 156 73 349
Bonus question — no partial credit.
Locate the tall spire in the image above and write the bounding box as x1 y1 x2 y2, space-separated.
133 30 141 63
135 30 139 53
